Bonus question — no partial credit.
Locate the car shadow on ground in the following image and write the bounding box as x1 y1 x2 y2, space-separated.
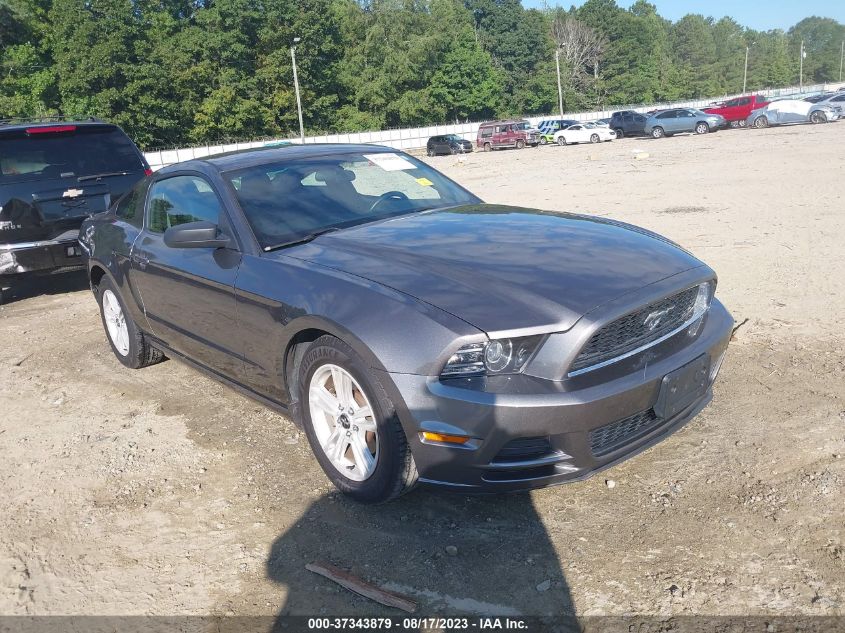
265 488 576 628
0 270 88 305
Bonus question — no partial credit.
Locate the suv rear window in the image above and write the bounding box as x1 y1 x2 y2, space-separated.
0 125 144 184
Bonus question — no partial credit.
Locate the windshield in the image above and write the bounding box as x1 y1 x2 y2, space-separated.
445 134 463 142
226 151 480 250
0 126 144 184
513 122 530 130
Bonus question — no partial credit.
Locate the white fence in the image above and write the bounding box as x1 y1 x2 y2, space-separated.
143 81 845 170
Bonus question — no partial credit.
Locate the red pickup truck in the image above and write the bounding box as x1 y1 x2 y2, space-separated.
703 95 769 127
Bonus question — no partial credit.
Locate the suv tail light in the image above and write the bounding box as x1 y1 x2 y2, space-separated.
26 125 77 135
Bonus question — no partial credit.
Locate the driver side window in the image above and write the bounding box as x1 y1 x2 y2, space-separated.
147 175 222 234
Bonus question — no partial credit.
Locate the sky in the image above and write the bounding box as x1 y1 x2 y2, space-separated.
522 0 845 31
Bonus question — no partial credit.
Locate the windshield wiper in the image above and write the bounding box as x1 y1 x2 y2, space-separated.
77 171 130 182
263 226 341 252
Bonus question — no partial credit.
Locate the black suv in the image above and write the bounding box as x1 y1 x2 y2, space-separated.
1 117 149 299
426 134 473 156
609 110 648 139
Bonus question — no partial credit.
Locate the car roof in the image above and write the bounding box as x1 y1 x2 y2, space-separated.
157 143 403 174
0 117 109 133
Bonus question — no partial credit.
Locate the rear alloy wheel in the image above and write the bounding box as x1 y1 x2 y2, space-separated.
737 119 748 128
300 335 417 503
810 111 827 124
96 276 164 369
614 128 624 139
651 126 665 139
515 139 525 149
557 136 567 146
483 142 492 152
753 116 768 129
695 122 710 135
590 133 600 143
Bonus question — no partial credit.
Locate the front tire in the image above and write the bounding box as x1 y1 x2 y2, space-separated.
483 142 492 152
515 139 525 149
810 111 827 124
557 136 567 146
614 128 624 139
651 126 665 139
426 147 434 157
95 276 164 369
299 335 418 503
590 133 600 143
695 122 710 135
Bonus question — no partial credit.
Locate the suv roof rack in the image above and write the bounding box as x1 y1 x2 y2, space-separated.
0 115 104 127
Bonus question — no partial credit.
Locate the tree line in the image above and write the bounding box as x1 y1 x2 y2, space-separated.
1 0 843 150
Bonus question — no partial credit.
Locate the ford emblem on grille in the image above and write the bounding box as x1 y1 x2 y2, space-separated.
643 306 673 331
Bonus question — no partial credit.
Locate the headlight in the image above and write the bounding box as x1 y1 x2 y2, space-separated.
441 335 545 378
686 281 715 336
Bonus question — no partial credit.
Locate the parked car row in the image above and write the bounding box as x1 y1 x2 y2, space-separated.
425 91 843 157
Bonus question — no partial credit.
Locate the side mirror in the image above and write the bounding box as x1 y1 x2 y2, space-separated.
163 221 231 249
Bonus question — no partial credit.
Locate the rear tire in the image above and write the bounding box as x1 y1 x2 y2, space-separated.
651 126 665 139
738 119 747 128
539 136 548 145
298 335 418 504
753 116 768 129
95 276 164 369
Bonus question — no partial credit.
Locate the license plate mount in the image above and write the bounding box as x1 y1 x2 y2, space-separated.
654 354 709 420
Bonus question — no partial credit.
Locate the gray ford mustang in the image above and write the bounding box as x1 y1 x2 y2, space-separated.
80 144 732 503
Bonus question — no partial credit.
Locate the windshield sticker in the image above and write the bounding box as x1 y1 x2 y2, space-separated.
415 177 433 186
364 153 416 171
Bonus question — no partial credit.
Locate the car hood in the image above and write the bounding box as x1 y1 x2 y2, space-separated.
285 204 706 335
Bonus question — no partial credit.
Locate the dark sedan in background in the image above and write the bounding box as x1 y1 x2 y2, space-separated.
426 134 473 156
81 144 732 503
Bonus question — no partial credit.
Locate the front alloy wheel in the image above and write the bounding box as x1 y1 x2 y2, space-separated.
309 364 378 482
695 122 709 135
590 133 600 143
299 335 417 503
810 111 827 124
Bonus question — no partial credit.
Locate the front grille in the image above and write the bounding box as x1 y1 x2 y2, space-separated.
570 286 699 374
590 409 663 457
493 437 553 463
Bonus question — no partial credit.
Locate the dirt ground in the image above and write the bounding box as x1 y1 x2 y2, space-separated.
1 122 843 620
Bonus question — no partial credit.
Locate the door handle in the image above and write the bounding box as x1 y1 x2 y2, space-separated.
131 253 149 269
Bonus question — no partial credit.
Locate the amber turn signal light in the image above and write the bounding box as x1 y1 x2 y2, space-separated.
420 431 471 445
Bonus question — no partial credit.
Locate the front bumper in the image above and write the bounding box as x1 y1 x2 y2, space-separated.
0 232 84 278
387 300 733 492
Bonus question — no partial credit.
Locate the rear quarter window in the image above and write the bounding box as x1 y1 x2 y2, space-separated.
115 180 149 228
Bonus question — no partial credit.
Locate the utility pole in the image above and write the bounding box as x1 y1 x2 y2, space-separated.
555 49 564 120
799 39 804 90
840 40 843 82
742 46 749 94
290 37 305 143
